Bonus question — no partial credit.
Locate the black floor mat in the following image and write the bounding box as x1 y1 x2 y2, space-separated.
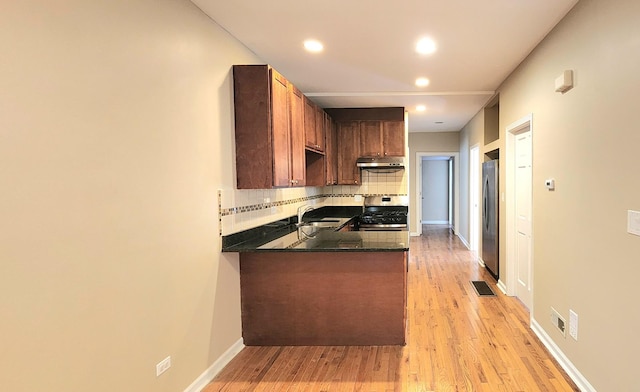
471 280 496 296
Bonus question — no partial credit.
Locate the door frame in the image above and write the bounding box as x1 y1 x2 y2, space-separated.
414 152 460 237
469 144 480 256
505 114 533 303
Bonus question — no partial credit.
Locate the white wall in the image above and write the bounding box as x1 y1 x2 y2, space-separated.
0 1 260 391
458 112 485 247
421 160 449 223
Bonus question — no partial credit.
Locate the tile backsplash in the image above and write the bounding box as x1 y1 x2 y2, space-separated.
219 170 408 235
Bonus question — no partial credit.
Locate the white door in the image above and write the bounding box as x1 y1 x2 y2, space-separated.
470 146 480 254
515 130 532 309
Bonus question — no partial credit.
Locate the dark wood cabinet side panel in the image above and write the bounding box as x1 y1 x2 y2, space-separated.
233 65 273 189
240 252 406 346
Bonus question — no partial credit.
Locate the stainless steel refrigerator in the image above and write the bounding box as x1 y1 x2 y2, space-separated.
482 160 499 278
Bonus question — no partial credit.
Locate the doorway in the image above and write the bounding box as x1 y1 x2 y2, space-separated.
421 157 451 225
506 114 533 311
414 152 460 237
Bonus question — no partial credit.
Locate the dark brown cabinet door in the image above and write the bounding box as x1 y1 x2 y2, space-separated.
382 121 405 156
270 69 292 187
289 85 306 186
304 98 318 151
314 105 326 152
325 116 338 185
337 121 361 185
359 120 383 157
304 97 325 152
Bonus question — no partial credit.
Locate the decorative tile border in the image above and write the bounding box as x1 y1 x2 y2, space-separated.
328 193 408 198
217 190 222 236
219 193 408 217
220 194 325 217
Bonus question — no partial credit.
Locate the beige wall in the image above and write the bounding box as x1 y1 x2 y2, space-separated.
458 111 485 245
1 1 261 391
408 132 460 232
460 0 640 389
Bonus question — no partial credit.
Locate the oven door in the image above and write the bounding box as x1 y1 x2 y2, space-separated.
358 224 407 231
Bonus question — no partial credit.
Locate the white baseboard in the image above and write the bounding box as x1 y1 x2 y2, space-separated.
457 234 470 249
421 220 450 224
184 338 245 392
410 231 420 237
496 280 507 295
477 258 486 267
530 319 596 392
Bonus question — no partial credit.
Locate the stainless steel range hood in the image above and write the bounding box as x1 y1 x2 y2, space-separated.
356 156 405 172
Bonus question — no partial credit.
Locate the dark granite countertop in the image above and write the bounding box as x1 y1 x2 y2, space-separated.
222 206 409 252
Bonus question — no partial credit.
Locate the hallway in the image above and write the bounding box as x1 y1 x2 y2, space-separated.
204 226 578 391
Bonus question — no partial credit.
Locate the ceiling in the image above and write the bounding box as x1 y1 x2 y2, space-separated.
192 0 578 133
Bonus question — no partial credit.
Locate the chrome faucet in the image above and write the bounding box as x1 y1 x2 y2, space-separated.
297 205 314 225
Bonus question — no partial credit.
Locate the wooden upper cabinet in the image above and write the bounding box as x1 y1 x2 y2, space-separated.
359 121 383 157
325 114 338 185
270 70 292 187
382 121 405 156
337 121 361 185
359 120 405 157
314 105 326 152
288 84 306 186
304 97 325 152
233 65 304 189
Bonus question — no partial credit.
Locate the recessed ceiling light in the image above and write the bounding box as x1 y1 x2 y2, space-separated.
304 39 324 53
416 105 426 112
416 37 437 55
415 78 430 87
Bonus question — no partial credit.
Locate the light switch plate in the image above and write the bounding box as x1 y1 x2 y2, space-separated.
627 210 640 236
569 309 578 340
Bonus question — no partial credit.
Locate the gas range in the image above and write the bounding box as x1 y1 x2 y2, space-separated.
359 195 409 231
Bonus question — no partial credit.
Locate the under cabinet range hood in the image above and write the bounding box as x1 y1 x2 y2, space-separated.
356 156 405 172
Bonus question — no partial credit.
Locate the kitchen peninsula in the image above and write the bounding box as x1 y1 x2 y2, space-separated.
223 214 409 346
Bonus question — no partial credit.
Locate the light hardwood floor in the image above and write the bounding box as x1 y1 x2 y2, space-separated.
204 225 578 392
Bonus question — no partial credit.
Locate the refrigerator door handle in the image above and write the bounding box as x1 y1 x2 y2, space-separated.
483 177 489 231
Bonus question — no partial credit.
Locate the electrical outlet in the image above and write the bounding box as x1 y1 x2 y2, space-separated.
156 356 171 377
550 307 566 337
569 310 578 340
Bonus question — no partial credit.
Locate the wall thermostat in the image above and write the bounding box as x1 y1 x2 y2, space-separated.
555 70 574 93
545 178 555 190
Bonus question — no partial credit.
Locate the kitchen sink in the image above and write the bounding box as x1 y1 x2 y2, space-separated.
300 221 340 228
